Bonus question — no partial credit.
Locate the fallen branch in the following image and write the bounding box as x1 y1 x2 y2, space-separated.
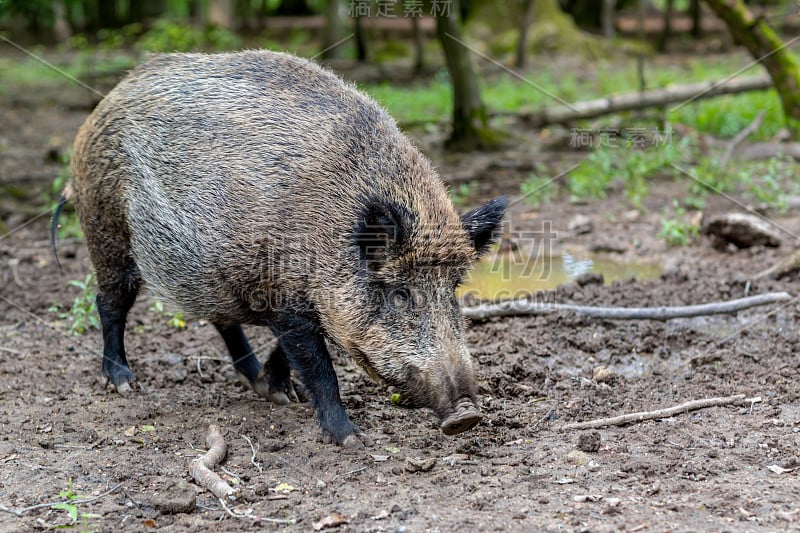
462 291 791 321
740 141 800 162
0 483 123 517
495 75 772 127
719 110 765 168
189 425 237 502
562 395 761 430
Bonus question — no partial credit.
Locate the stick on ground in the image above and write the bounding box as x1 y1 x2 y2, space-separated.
561 394 761 430
462 291 791 321
189 425 237 502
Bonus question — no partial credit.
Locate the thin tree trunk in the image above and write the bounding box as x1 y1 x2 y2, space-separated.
412 16 424 73
209 0 234 28
515 0 534 68
435 0 495 151
601 0 615 39
690 0 702 37
657 0 674 52
354 14 367 62
322 0 344 59
704 0 800 139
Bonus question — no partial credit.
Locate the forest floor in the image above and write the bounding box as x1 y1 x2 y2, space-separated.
1 48 799 532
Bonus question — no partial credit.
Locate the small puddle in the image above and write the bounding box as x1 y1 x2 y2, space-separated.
458 251 661 300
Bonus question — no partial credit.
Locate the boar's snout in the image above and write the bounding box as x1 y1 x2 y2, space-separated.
402 362 482 435
441 399 482 435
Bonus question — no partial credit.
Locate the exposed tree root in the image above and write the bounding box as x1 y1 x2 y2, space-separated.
189 425 237 502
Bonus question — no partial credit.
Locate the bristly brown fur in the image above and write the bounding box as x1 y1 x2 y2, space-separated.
68 50 505 424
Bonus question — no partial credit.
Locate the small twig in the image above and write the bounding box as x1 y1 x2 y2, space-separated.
331 466 368 482
242 435 262 473
720 110 766 168
217 497 296 525
189 425 237 502
527 403 556 433
561 394 759 430
196 357 204 378
463 292 791 321
0 483 123 517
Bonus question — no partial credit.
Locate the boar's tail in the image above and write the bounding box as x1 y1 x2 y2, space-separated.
50 182 73 273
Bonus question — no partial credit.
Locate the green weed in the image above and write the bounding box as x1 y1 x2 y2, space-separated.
658 200 699 246
50 274 99 335
52 479 100 531
151 300 187 330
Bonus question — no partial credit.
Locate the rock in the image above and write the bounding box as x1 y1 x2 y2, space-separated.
565 450 589 465
575 272 604 287
592 365 615 383
568 214 593 235
589 241 627 254
577 431 601 453
404 457 435 473
152 479 196 514
703 213 781 249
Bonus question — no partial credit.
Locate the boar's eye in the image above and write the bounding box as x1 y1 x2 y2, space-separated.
388 287 413 310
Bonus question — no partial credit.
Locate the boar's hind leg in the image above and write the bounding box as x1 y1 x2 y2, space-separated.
272 317 368 448
96 260 141 395
215 324 298 405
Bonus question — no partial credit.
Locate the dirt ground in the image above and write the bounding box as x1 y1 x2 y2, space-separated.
2 51 800 533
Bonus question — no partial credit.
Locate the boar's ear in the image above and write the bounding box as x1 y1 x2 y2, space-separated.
354 199 412 269
461 196 507 255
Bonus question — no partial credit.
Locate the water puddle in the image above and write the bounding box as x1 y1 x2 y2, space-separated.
458 251 661 300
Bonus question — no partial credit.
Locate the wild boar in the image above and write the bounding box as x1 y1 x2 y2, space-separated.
53 50 506 447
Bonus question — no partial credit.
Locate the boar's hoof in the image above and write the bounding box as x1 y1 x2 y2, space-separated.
238 372 299 405
111 380 133 397
441 400 483 436
322 429 373 449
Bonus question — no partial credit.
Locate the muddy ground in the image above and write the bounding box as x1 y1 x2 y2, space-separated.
1 50 800 532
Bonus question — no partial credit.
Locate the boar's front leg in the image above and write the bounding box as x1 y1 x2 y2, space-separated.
271 315 368 448
215 324 298 405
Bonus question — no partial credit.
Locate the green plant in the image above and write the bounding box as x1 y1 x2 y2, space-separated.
520 174 557 209
52 479 100 531
136 19 242 53
449 181 478 208
151 300 187 330
744 156 793 211
50 274 99 335
658 200 699 246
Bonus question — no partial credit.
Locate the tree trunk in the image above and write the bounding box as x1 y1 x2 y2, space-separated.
690 0 702 37
601 0 615 39
411 16 425 73
704 0 800 138
515 0 534 68
436 0 498 151
354 14 367 62
657 0 674 52
209 0 234 28
321 0 344 59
